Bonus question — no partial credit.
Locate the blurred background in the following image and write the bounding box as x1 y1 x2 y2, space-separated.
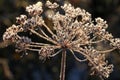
0 0 120 80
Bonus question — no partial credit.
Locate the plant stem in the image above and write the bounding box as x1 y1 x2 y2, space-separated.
60 50 66 80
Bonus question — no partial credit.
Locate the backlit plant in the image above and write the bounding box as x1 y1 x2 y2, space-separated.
2 1 120 80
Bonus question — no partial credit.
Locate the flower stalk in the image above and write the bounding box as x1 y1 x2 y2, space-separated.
60 50 66 80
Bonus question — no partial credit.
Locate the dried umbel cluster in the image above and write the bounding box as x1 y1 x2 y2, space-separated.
2 1 120 80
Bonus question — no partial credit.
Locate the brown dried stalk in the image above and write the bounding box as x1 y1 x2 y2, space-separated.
60 50 66 80
0 58 13 79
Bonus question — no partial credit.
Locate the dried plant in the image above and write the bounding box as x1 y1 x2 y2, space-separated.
1 1 120 80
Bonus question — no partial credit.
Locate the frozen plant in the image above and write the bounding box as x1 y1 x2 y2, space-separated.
2 1 120 80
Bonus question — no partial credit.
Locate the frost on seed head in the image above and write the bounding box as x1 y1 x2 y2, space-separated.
2 1 120 79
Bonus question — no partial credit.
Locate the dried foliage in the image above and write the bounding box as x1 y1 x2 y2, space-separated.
1 1 120 80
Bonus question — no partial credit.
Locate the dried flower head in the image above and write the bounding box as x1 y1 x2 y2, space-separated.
26 1 43 16
46 0 59 9
3 24 23 41
16 15 27 24
2 1 120 80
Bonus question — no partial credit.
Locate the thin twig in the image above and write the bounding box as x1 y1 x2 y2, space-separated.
90 39 104 44
30 42 51 45
50 49 62 57
30 29 57 44
26 48 40 52
43 23 58 40
97 47 116 53
27 44 60 48
70 49 87 62
40 29 52 39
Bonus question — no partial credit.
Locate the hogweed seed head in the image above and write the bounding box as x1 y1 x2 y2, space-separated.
2 1 120 79
46 0 59 9
3 24 23 41
16 15 27 24
15 36 31 53
26 1 43 16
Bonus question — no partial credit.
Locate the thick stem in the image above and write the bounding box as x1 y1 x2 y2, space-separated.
60 50 66 80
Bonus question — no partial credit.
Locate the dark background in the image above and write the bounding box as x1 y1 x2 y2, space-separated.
0 0 120 80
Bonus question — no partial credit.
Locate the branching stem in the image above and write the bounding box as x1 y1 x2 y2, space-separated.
29 29 57 44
